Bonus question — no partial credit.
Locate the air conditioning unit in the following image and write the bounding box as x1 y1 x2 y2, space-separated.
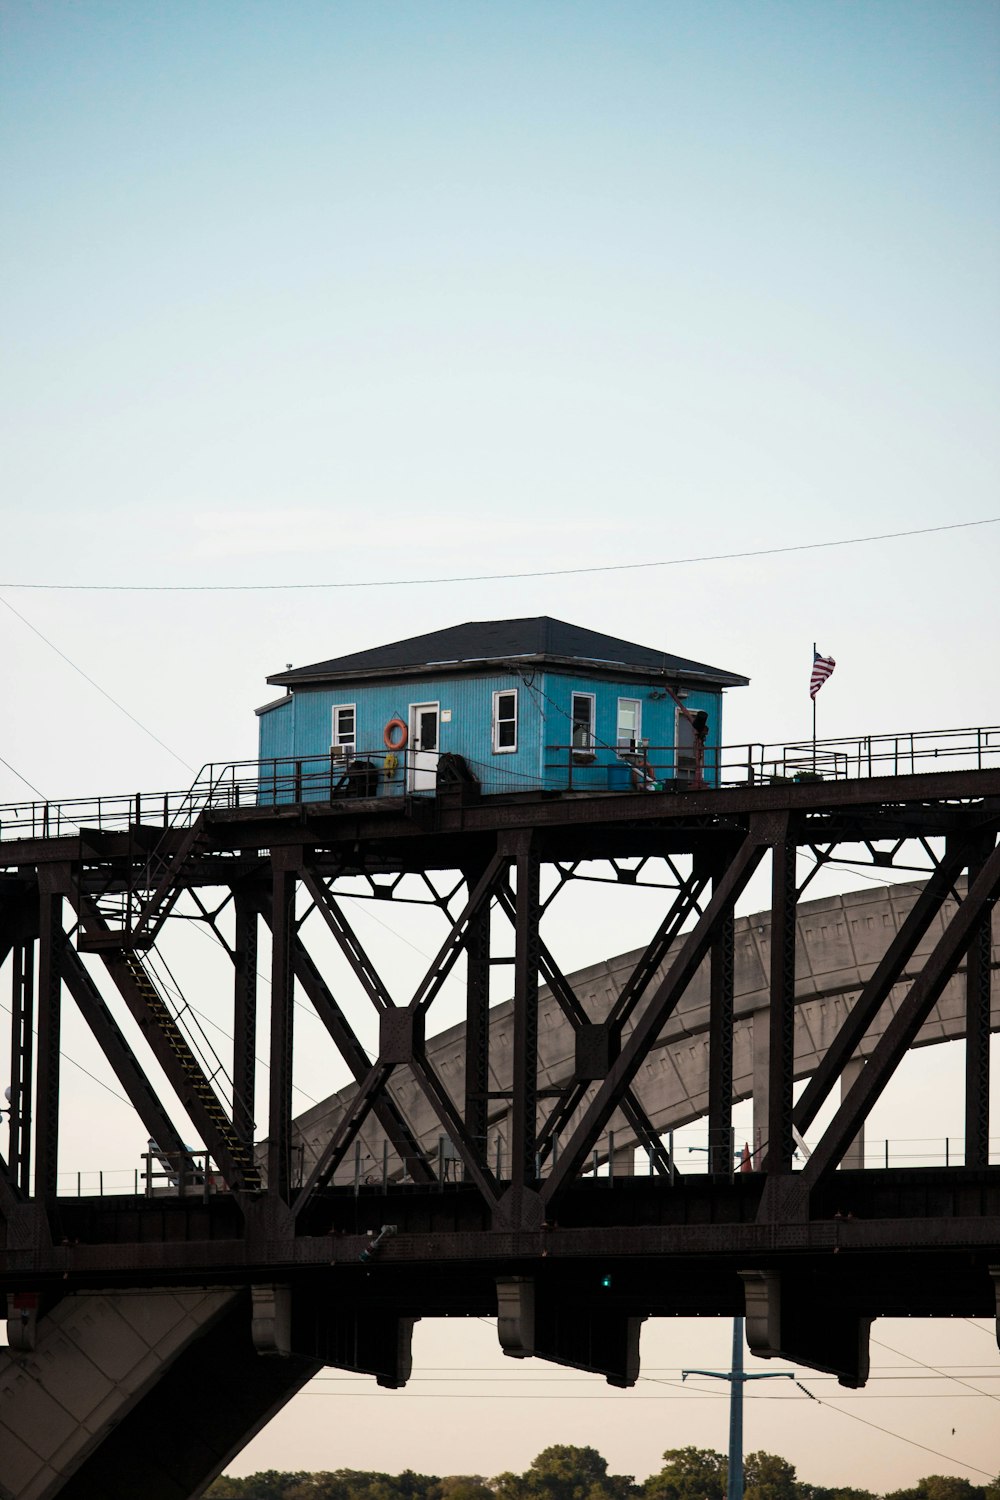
329 744 348 760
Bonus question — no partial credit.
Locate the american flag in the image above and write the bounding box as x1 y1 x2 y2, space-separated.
810 650 836 699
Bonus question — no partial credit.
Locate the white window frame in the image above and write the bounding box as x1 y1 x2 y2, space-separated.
492 688 518 753
571 692 596 754
616 697 642 749
331 703 356 759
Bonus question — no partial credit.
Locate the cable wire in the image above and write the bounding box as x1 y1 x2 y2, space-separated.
0 593 195 772
871 1334 1000 1405
793 1378 997 1479
0 754 47 799
0 517 995 592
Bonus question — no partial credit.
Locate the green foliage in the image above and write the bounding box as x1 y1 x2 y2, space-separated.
436 1478 496 1500
206 1451 997 1500
494 1445 635 1500
884 1480 984 1500
206 1472 445 1500
744 1451 798 1500
799 1488 879 1500
643 1447 727 1500
205 1475 313 1499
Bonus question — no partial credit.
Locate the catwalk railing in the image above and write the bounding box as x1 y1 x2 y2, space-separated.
2 722 1000 841
43 1127 1000 1201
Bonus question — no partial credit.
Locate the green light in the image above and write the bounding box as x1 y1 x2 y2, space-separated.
600 1274 612 1288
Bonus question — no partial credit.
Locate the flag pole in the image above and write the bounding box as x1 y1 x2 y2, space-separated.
812 642 817 770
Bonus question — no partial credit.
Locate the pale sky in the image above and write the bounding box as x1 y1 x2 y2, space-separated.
1 1 998 1491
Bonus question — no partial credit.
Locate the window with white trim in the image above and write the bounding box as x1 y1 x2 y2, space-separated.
571 693 595 753
617 697 641 748
331 704 356 759
492 689 518 752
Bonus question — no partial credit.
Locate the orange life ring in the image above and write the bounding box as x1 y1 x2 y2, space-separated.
384 717 408 751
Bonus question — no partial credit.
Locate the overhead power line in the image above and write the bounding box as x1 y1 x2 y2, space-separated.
0 517 995 592
0 593 196 773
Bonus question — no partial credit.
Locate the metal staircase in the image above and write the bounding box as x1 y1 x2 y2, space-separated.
121 950 261 1192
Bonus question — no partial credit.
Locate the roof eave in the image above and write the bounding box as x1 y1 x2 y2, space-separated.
267 655 749 691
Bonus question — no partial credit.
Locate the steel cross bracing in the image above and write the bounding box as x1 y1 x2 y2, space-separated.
1 767 999 1411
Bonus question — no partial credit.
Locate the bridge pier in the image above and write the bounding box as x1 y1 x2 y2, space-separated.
740 1269 872 1389
496 1275 643 1388
0 1287 243 1500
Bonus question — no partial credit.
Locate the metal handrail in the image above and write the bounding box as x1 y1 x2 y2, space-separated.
2 724 999 840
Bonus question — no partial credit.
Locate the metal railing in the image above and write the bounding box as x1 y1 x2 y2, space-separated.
3 724 999 842
45 1125 999 1200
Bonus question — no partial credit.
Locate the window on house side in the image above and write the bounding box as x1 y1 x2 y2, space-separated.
571 693 595 751
331 704 356 757
617 698 641 748
493 689 518 752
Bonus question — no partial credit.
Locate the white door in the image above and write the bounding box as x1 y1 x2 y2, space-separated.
408 702 440 792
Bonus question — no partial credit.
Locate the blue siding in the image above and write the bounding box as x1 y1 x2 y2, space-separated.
539 673 725 790
257 672 545 797
257 667 726 800
258 697 292 760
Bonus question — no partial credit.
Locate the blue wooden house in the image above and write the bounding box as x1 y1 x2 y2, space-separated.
255 617 748 800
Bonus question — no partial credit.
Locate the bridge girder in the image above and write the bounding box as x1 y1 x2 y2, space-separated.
1 772 999 1494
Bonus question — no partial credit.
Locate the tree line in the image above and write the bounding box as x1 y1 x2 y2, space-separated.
205 1444 1000 1500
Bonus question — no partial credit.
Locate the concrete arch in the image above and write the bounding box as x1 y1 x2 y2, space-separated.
289 877 999 1179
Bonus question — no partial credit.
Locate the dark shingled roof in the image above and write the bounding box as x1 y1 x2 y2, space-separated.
267 618 748 690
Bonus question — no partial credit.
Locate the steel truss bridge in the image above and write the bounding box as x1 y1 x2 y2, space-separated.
1 763 999 1499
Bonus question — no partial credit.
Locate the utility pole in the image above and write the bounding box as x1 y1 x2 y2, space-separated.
682 1317 795 1500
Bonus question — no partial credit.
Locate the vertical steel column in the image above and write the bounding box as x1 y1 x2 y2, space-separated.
964 842 993 1169
708 885 735 1175
267 856 297 1202
34 884 64 1201
766 840 797 1174
233 892 259 1147
9 939 35 1194
462 862 492 1159
510 838 541 1189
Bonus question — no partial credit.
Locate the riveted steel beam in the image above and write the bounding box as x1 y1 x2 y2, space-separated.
800 835 1000 1193
793 831 991 1136
965 842 993 1169
540 819 776 1206
267 854 298 1204
232 890 258 1147
34 871 65 1203
60 939 189 1163
8 937 34 1196
765 839 797 1176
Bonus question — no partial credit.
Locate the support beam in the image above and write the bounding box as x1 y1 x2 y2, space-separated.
541 822 772 1205
801 834 1000 1193
233 890 259 1145
741 1269 872 1388
840 1057 866 1170
254 884 435 1191
463 862 492 1152
765 839 797 1176
510 838 541 1201
75 897 259 1196
793 835 982 1135
965 847 992 1168
301 871 394 1013
708 899 735 1175
34 880 63 1203
8 938 34 1196
0 1287 244 1500
496 1276 643 1388
60 941 189 1165
267 856 298 1203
